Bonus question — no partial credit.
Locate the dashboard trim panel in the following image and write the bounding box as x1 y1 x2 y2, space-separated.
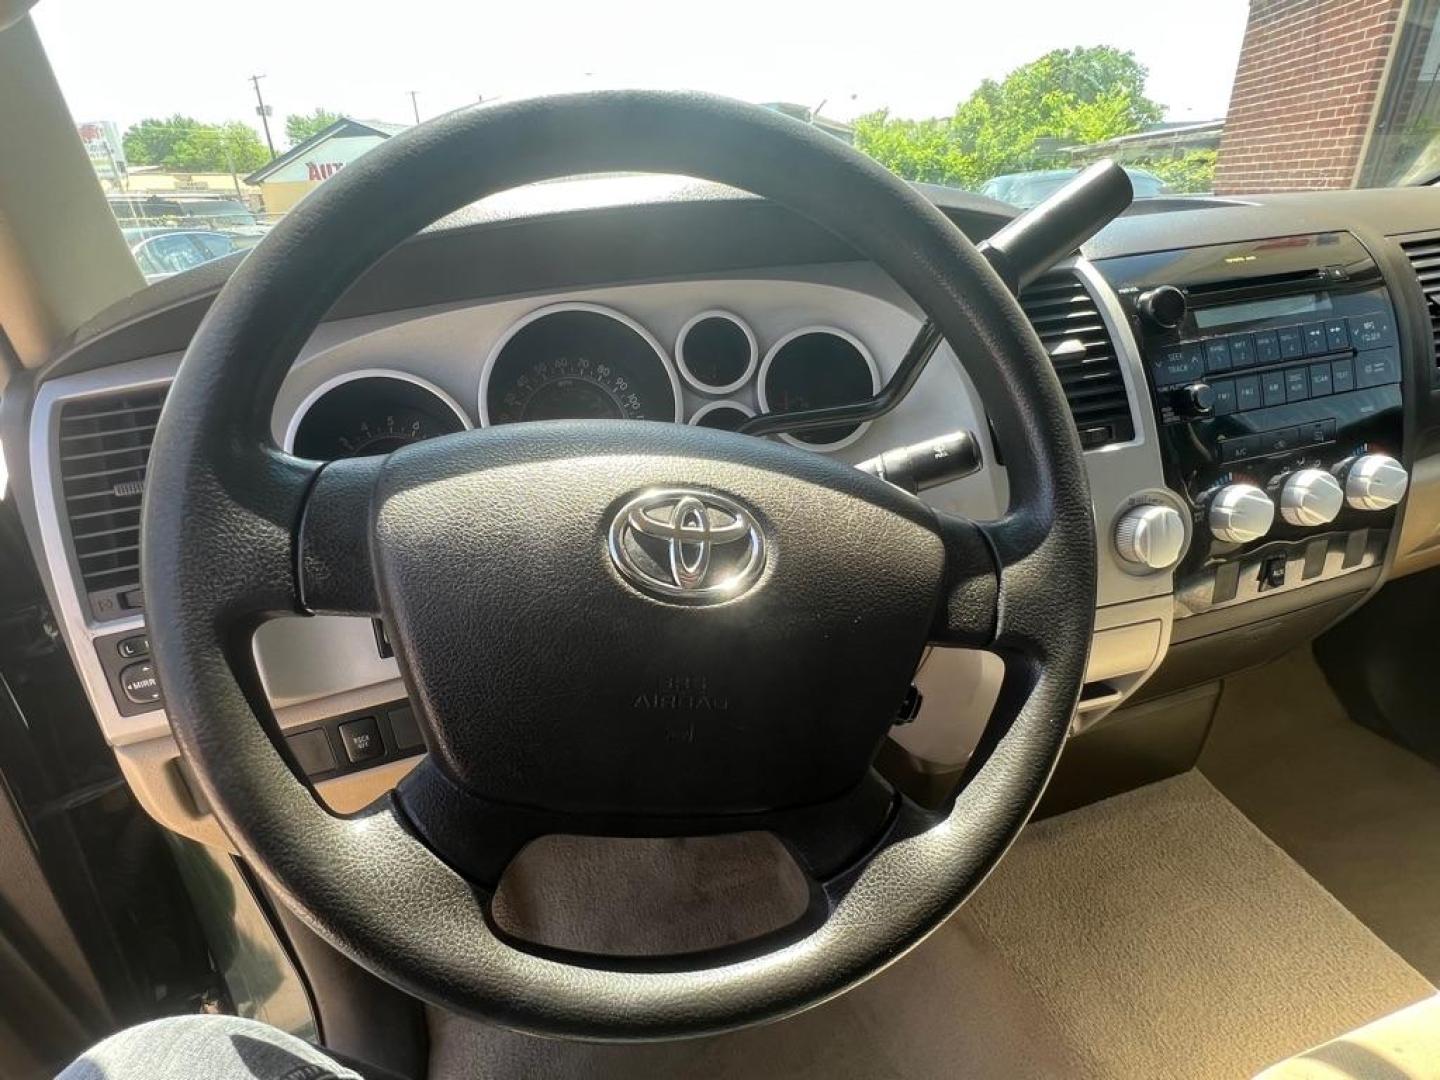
281 367 474 454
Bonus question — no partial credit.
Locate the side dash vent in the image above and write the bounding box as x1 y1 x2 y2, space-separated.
1398 233 1440 370
56 386 168 620
1018 270 1135 449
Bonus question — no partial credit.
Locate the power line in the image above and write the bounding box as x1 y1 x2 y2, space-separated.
409 90 421 124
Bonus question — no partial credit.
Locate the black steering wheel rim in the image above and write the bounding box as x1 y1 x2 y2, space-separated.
142 91 1095 1040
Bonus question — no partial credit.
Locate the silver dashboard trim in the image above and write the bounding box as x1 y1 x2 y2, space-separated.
476 300 685 426
756 325 881 453
674 309 759 396
22 262 1173 750
29 358 176 745
687 398 755 426
281 367 474 453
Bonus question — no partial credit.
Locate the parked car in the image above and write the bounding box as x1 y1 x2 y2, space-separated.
128 229 239 282
981 166 1169 207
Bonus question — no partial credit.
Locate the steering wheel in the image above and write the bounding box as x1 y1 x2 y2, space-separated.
142 92 1095 1040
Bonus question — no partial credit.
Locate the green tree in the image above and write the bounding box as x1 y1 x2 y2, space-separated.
1139 150 1216 194
285 108 342 147
122 116 268 173
855 46 1165 189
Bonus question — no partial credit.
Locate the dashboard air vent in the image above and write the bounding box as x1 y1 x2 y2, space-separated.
56 386 168 619
1398 233 1440 369
1018 270 1134 449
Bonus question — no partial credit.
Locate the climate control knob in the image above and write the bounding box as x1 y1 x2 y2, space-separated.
1343 454 1408 510
1209 484 1275 545
1114 503 1186 570
1278 468 1344 527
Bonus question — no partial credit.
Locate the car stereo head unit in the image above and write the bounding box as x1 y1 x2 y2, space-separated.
1094 232 1406 616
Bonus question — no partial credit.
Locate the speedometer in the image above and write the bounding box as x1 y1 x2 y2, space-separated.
287 372 470 459
481 303 681 426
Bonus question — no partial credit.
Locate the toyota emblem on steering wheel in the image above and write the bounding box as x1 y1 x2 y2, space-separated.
607 489 766 602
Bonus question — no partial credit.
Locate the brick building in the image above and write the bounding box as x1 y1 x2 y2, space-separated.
1215 0 1440 194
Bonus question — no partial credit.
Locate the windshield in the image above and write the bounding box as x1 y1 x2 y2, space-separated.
30 0 1440 287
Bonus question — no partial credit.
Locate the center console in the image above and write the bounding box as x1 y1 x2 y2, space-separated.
1095 232 1407 618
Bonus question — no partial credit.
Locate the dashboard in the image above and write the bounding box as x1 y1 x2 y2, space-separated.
6 176 1440 851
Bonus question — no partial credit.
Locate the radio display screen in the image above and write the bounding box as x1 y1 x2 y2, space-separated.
1194 293 1333 329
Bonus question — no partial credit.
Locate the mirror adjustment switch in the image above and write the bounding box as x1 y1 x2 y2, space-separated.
338 715 383 763
119 662 161 705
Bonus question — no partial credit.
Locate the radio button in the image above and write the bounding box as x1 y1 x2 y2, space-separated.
1277 326 1306 359
1154 343 1206 386
1253 330 1282 364
1262 370 1288 407
1348 312 1394 350
1211 379 1237 415
1203 339 1232 374
1285 368 1310 402
1303 322 1329 356
1307 363 1333 396
1228 333 1257 368
1331 357 1356 393
1325 319 1350 351
1355 347 1401 388
1235 374 1262 410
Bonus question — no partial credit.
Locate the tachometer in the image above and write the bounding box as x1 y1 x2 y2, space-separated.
481 303 681 425
287 372 470 459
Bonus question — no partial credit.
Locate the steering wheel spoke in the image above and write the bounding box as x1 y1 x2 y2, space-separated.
295 455 384 616
928 511 1001 647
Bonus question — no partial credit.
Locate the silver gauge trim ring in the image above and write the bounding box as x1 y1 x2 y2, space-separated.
478 301 683 426
675 309 760 396
282 368 473 453
757 325 880 453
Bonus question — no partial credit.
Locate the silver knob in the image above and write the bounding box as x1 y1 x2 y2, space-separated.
1209 484 1275 544
1279 468 1344 527
1114 504 1186 570
1344 454 1408 510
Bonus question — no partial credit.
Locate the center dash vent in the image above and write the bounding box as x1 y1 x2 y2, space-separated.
1398 233 1440 370
57 385 168 620
1018 270 1134 449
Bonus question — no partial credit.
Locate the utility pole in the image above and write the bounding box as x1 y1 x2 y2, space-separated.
249 74 276 160
409 90 421 124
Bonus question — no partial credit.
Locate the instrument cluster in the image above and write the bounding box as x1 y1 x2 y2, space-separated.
286 301 881 460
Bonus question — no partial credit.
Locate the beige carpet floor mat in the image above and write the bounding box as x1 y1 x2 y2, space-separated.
1201 647 1440 986
428 771 1432 1078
